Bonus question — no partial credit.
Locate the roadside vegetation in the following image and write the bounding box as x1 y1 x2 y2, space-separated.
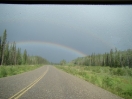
0 30 49 78
56 47 132 99
56 65 132 99
0 65 43 78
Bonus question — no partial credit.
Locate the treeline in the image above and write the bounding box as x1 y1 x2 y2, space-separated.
72 48 132 68
0 29 49 65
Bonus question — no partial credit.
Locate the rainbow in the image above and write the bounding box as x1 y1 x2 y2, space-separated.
12 40 87 57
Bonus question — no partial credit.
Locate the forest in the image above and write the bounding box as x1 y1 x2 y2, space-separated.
57 47 132 99
0 29 49 66
57 39 132 99
71 47 132 68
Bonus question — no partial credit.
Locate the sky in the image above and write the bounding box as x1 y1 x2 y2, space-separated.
0 4 132 63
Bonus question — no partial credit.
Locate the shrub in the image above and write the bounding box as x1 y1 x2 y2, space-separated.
56 65 132 99
122 89 132 99
116 68 126 76
127 69 132 76
85 74 90 81
110 68 126 76
0 67 7 77
0 65 43 78
103 67 110 73
90 75 97 84
102 76 114 88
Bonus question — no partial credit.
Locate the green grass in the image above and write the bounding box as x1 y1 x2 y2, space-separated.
56 65 132 99
0 65 43 78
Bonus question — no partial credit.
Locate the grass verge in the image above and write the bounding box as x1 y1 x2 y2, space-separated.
55 65 132 99
0 65 43 78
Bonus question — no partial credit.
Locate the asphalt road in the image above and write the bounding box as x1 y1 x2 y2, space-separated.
0 65 124 99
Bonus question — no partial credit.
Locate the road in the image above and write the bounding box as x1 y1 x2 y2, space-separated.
0 65 123 99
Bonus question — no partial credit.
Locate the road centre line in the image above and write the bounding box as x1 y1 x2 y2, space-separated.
9 66 49 99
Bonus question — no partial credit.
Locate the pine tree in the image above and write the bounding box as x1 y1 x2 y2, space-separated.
23 49 27 65
110 49 114 67
12 42 17 65
1 30 7 65
0 36 2 65
105 53 109 66
16 48 22 65
3 42 9 65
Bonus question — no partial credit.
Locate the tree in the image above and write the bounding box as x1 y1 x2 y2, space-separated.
60 59 66 65
16 48 22 65
110 49 114 67
3 42 9 65
23 49 27 65
0 36 1 65
0 30 49 66
105 53 109 66
0 29 7 65
12 42 17 65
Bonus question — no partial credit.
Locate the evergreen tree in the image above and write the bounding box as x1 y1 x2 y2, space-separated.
12 42 17 65
0 36 1 65
3 42 9 65
16 48 22 65
0 30 49 65
105 53 109 66
1 30 7 65
110 49 114 67
23 49 27 65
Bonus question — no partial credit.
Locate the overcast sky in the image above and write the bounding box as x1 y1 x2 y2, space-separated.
0 4 132 63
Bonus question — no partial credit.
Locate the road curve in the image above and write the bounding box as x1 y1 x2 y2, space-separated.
0 65 123 99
